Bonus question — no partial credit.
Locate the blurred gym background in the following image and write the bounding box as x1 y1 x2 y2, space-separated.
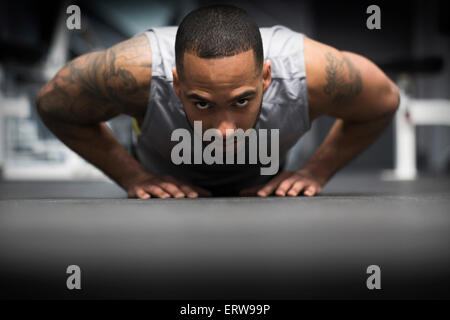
0 0 449 182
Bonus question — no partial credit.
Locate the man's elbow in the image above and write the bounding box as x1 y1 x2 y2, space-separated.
36 86 46 116
36 82 57 121
381 80 400 117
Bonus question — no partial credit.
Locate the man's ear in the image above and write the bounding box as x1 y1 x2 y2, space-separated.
172 67 180 97
262 60 271 93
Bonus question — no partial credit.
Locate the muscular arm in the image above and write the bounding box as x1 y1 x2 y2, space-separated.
36 34 152 190
302 37 400 185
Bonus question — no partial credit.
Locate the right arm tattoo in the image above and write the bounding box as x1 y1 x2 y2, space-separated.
37 34 152 125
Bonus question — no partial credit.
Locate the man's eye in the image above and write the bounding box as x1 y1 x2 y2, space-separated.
235 99 249 107
195 101 210 110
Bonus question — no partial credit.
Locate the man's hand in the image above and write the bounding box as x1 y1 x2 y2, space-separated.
124 172 212 199
239 169 325 197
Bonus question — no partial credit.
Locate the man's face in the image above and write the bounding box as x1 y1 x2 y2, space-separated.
173 50 271 143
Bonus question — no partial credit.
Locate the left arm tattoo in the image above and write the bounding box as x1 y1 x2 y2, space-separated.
323 51 362 105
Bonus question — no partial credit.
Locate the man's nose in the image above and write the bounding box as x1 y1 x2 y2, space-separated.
215 120 237 138
214 111 237 137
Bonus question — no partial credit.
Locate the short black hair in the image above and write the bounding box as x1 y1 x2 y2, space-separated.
175 5 263 79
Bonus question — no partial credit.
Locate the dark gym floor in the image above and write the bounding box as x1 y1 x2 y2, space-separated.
1 171 449 299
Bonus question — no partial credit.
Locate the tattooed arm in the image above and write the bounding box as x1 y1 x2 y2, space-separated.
36 35 153 194
301 37 400 187
305 38 398 122
241 38 398 198
297 37 399 191
37 35 210 199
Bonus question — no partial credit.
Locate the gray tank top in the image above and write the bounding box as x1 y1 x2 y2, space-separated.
134 25 310 195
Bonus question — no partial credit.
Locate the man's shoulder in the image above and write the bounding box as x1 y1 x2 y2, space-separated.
260 25 304 59
303 36 364 121
104 34 153 119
